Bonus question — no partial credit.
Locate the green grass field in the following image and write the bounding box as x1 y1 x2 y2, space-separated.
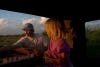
0 29 100 59
86 29 100 59
0 35 22 46
0 32 49 46
87 43 100 59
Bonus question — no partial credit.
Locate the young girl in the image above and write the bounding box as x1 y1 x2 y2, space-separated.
64 20 77 49
44 18 73 67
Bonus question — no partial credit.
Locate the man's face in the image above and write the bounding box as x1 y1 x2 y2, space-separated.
23 29 33 36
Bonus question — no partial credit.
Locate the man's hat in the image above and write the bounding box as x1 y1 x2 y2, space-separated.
22 23 34 30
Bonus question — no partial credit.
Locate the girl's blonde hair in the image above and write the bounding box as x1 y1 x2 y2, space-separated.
45 18 65 40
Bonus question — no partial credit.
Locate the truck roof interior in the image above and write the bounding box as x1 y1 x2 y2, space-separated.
0 1 100 67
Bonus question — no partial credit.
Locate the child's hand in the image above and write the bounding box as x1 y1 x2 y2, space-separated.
44 51 48 56
44 56 53 63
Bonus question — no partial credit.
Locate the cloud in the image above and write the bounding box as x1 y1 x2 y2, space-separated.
22 18 35 25
85 20 100 30
0 18 22 35
40 17 49 24
0 18 8 25
0 16 49 35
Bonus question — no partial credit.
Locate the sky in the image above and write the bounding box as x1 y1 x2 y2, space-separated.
85 20 100 30
0 9 100 35
0 9 49 35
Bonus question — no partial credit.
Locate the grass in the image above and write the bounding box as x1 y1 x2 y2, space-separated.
0 34 49 46
86 29 100 59
0 35 22 46
0 33 100 59
87 42 100 59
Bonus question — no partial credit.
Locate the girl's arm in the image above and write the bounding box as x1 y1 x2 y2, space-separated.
44 42 70 64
